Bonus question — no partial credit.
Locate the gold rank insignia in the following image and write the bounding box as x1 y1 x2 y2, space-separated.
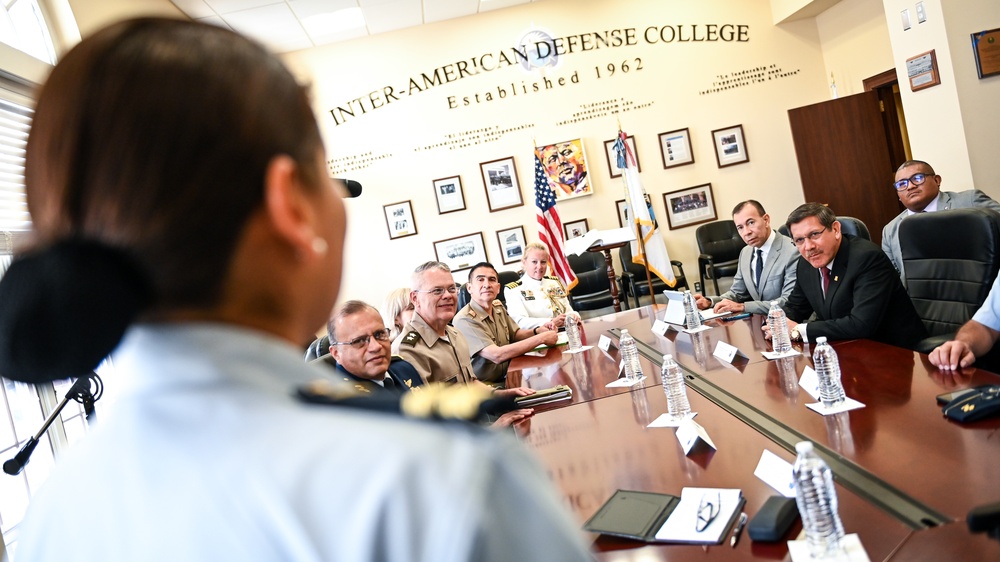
962 403 975 413
505 280 521 289
467 309 477 318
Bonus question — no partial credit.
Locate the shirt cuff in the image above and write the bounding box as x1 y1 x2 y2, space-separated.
798 323 809 343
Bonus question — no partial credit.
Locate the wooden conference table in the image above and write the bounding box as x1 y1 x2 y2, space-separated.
507 304 1000 561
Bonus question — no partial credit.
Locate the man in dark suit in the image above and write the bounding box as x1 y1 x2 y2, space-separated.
325 300 423 394
882 159 1000 281
771 203 927 350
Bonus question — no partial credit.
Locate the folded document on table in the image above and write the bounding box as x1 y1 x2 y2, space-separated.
584 488 744 544
514 385 572 407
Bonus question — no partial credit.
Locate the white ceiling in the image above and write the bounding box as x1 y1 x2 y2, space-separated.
169 0 541 54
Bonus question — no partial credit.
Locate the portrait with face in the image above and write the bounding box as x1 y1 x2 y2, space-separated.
536 139 592 200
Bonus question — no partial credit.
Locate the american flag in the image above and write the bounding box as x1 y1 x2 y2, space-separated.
534 153 578 290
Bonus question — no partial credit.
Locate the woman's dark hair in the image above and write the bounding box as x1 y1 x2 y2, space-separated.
0 18 325 382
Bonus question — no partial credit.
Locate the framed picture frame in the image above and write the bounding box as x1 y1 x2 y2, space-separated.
480 157 524 212
383 200 417 240
711 124 750 168
536 139 593 201
433 175 466 214
662 183 717 229
658 128 695 169
604 135 639 178
972 28 1000 79
906 49 941 91
433 232 488 273
496 226 526 265
563 218 590 240
616 199 629 228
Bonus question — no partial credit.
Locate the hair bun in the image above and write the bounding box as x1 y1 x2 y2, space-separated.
0 239 150 383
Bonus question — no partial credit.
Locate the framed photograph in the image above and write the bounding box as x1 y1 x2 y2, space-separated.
711 124 750 168
972 28 1000 79
616 199 629 228
906 49 941 91
433 232 488 273
433 175 465 214
496 226 527 265
604 135 640 178
383 200 417 240
563 218 590 240
658 128 695 169
480 157 524 212
536 139 593 200
662 183 717 229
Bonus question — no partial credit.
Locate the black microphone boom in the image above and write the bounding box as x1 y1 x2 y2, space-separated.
2 372 102 476
336 179 362 198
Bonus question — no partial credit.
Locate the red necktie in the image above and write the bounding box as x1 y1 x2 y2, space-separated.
821 267 831 295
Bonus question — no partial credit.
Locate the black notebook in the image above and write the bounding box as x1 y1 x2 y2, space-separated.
584 488 745 544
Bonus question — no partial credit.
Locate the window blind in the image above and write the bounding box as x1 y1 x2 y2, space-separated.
0 97 32 233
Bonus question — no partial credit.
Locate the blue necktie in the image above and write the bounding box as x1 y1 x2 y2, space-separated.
754 248 763 288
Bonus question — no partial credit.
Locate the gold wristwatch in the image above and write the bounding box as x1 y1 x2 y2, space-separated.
790 328 802 342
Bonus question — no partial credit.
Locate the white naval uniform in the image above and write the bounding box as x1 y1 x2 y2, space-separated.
503 274 573 330
15 323 592 562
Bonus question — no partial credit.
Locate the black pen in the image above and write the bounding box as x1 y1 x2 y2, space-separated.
730 512 748 547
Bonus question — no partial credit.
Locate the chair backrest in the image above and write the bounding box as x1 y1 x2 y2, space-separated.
695 220 745 263
837 216 870 241
566 251 614 310
304 335 331 361
901 208 1000 337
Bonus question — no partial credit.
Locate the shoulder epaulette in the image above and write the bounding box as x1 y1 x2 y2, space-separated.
544 275 559 281
400 330 421 347
505 280 522 289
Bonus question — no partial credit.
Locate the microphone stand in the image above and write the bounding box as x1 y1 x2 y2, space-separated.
3 372 102 476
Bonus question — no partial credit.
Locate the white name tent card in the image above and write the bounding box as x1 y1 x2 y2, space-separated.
712 341 747 364
607 376 646 388
788 534 870 562
753 449 796 498
651 320 670 336
598 335 615 352
761 348 801 360
676 417 716 455
648 412 697 428
799 367 866 415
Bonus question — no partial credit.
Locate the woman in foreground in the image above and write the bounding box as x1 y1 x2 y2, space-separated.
1 18 590 561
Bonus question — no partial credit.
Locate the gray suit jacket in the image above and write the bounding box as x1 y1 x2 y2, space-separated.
710 230 799 315
881 190 1000 281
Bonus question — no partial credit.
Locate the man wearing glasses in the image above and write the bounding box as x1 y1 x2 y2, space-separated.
454 262 559 383
882 160 1000 281
326 300 423 394
767 203 926 350
392 262 534 419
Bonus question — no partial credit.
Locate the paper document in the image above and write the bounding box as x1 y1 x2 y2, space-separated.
654 487 744 544
565 227 635 256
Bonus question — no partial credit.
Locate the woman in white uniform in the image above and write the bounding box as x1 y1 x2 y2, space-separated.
503 242 575 331
0 19 591 562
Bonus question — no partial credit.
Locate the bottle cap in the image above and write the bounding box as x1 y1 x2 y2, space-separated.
663 354 674 362
795 441 814 454
816 336 828 344
621 329 629 334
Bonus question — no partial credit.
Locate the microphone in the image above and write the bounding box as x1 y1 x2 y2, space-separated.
335 179 362 198
3 372 102 476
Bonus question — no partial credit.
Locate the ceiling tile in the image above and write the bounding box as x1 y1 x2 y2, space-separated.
169 0 217 19
196 15 234 29
205 0 283 15
478 0 531 14
363 0 421 34
222 3 313 52
423 0 478 23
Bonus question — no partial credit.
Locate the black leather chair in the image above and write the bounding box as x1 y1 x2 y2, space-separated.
901 208 1000 353
695 220 745 296
304 335 331 361
836 216 870 241
566 251 619 312
618 243 689 308
458 271 520 310
778 216 870 241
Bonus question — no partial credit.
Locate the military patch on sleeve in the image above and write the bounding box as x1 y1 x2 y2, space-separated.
401 331 421 347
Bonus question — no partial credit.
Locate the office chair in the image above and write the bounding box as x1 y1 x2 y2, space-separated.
695 220 745 296
566 251 619 312
900 208 1000 353
459 272 519 310
618 243 689 308
304 335 331 361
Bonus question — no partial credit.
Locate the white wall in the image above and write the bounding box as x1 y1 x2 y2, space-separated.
283 0 833 311
816 0 894 95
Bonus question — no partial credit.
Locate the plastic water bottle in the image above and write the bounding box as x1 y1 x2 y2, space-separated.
812 337 846 408
683 291 702 330
619 329 642 381
565 313 582 350
792 441 845 558
767 301 792 354
661 354 691 420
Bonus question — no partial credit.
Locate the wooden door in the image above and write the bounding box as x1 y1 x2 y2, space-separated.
787 91 903 245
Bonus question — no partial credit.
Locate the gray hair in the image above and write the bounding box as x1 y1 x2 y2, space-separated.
411 261 451 290
327 300 380 342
